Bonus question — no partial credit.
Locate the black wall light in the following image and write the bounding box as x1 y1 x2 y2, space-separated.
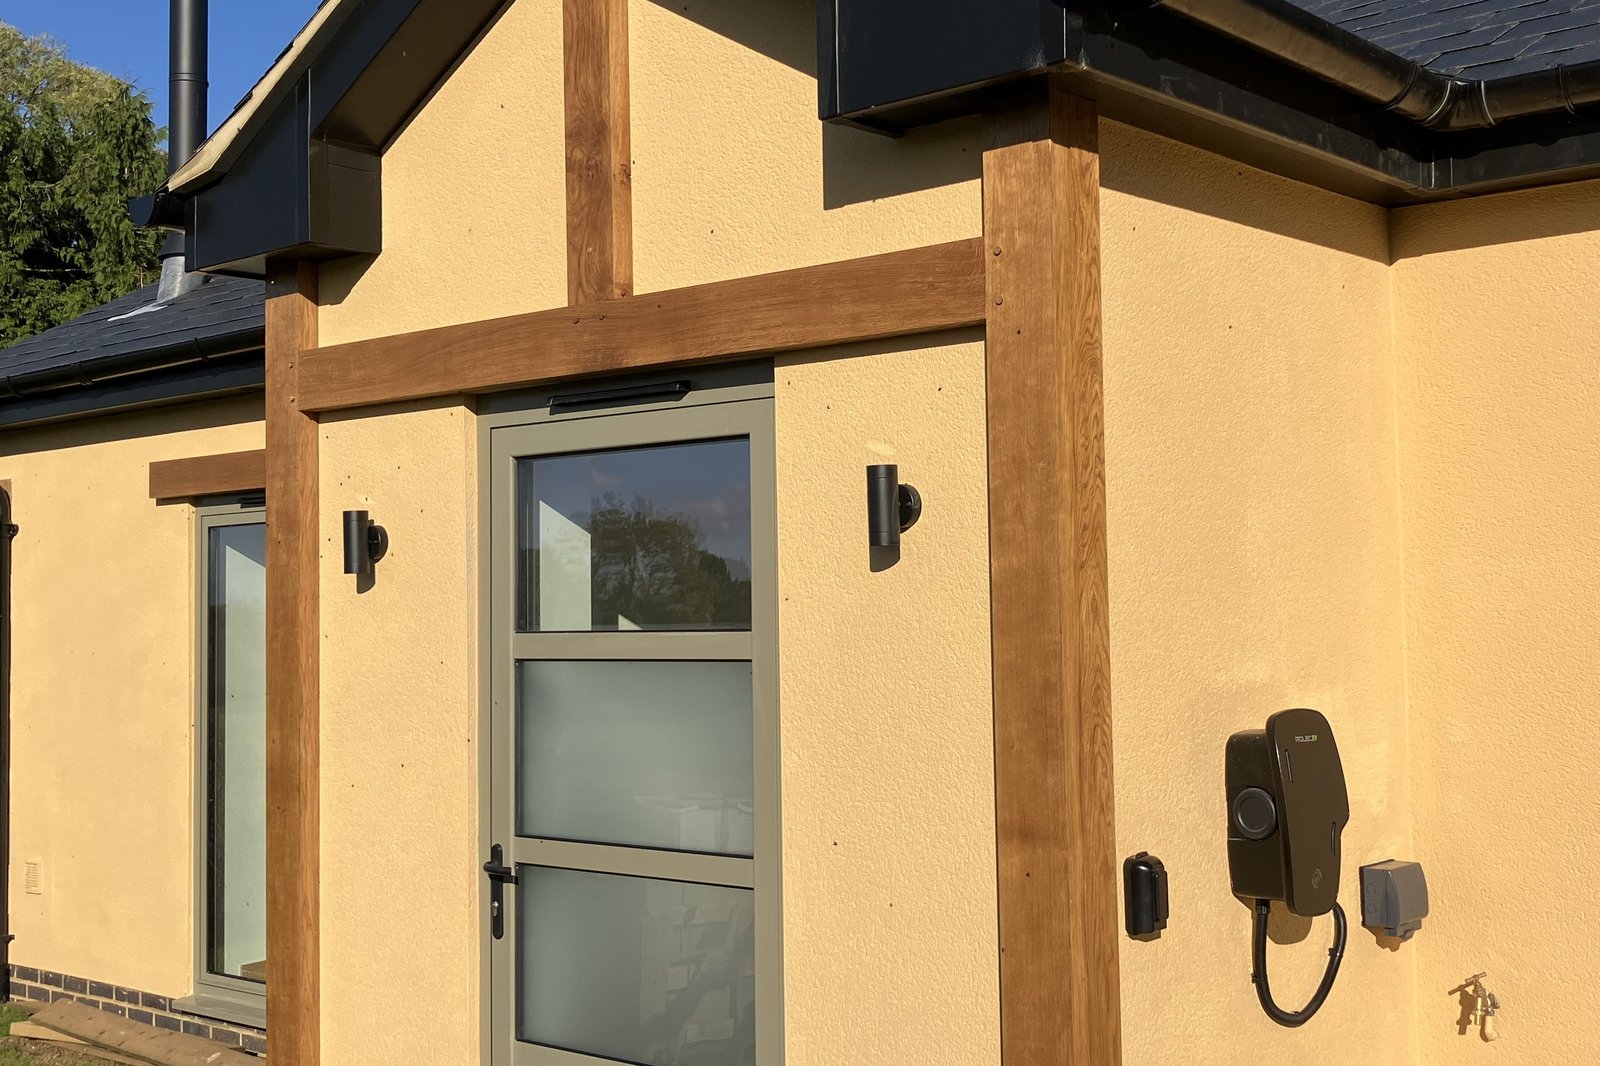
342 510 389 577
867 464 921 547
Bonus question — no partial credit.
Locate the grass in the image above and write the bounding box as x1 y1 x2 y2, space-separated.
0 1006 105 1066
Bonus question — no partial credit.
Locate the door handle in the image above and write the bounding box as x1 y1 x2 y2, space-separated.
483 844 518 940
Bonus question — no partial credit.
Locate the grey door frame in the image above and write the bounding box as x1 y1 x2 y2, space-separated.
183 501 268 1029
478 370 781 1066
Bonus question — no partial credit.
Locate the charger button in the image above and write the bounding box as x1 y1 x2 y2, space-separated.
1233 787 1278 840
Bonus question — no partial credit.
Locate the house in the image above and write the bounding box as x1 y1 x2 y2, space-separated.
0 270 267 1054
4 0 1599 1064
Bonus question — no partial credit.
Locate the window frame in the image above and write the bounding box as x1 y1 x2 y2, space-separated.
479 367 782 1066
180 500 268 1029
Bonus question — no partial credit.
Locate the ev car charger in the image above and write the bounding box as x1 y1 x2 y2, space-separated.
1226 708 1350 1027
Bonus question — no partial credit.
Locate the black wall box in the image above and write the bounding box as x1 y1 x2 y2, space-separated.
1123 852 1169 938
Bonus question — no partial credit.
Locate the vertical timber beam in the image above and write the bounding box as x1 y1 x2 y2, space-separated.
265 261 320 1066
563 0 632 303
984 88 1121 1066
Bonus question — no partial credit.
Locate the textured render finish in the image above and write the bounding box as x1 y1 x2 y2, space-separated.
318 0 566 347
317 401 479 1066
773 334 999 1066
321 0 983 337
628 0 982 293
1099 122 1417 1066
1392 185 1600 1065
0 398 265 996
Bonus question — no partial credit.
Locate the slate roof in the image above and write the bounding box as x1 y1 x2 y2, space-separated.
0 274 263 390
1293 0 1600 80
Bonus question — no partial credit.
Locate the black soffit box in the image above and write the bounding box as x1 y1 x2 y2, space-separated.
819 0 1600 204
178 0 507 276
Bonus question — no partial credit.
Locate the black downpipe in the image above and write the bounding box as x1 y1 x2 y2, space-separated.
1144 0 1600 131
163 0 208 260
0 490 15 998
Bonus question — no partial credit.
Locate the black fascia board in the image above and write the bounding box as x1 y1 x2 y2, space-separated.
1071 5 1431 202
820 0 1600 204
0 353 263 431
180 0 507 277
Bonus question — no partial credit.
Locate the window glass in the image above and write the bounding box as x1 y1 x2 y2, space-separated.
516 867 755 1066
515 660 754 855
516 439 752 632
205 522 267 983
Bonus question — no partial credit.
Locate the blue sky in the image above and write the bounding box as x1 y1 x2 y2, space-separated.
0 1 323 136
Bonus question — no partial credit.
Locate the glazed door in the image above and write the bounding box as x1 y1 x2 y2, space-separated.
486 393 778 1066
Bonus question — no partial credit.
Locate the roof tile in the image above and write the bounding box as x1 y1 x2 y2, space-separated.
0 275 264 384
1291 0 1600 78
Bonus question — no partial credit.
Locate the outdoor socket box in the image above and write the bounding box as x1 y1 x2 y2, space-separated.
1360 859 1429 940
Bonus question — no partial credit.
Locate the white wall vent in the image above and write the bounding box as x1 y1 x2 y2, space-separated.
23 859 42 895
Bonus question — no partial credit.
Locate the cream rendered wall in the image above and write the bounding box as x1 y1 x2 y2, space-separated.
316 2 992 1058
773 334 999 1066
628 0 981 292
319 0 566 345
320 0 983 347
1392 184 1600 1065
1100 122 1417 1066
317 400 479 1064
0 397 264 995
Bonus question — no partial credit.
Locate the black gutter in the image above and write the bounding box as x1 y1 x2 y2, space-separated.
0 353 264 432
1146 0 1600 131
0 488 14 997
0 328 261 402
821 0 1600 203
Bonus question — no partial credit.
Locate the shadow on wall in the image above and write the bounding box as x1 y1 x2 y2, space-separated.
1391 177 1600 258
644 0 984 209
1100 123 1392 264
319 255 372 313
1262 899 1312 946
0 393 264 459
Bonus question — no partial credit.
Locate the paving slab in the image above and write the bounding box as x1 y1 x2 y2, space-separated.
25 1002 257 1066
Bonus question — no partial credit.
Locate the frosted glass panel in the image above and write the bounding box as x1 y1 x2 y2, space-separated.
516 661 754 855
516 867 756 1066
515 439 752 631
206 523 267 982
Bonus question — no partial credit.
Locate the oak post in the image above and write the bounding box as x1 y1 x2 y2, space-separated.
563 0 632 303
264 261 320 1065
984 87 1121 1066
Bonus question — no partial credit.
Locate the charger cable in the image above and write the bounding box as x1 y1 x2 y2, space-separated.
1251 899 1347 1027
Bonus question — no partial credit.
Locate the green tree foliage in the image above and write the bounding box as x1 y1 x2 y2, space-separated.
588 493 753 629
0 24 166 348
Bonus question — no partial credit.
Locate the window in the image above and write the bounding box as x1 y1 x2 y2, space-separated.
186 504 267 1025
486 377 779 1066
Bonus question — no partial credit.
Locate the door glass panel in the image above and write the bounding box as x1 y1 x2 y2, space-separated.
206 523 267 982
515 439 752 632
516 661 754 855
516 867 756 1066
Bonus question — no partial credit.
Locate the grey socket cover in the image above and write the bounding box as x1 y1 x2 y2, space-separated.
1360 859 1429 940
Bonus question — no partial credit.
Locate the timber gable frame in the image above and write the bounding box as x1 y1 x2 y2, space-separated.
175 4 1121 1066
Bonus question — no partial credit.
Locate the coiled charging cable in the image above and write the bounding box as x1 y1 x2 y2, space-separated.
1251 899 1347 1027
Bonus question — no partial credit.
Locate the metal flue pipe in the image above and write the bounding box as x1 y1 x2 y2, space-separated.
163 0 208 263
